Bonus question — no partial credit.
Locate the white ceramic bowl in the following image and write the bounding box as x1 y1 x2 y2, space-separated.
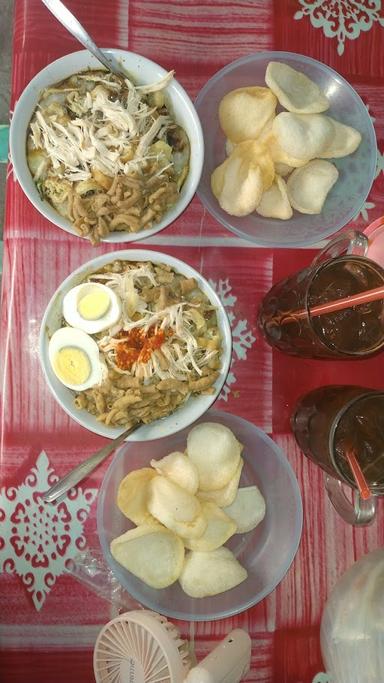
10 49 204 243
39 249 232 441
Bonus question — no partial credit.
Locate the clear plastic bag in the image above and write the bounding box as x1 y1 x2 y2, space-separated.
66 548 141 612
321 548 384 683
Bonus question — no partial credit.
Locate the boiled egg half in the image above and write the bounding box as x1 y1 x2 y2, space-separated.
63 283 122 334
49 327 107 391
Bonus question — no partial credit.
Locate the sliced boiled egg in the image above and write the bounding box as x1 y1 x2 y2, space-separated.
48 327 107 391
62 283 122 334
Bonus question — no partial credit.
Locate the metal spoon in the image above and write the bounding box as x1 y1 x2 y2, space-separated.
41 0 128 79
42 423 141 504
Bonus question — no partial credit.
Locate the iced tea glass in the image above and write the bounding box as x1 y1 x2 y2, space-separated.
258 231 384 359
291 385 384 525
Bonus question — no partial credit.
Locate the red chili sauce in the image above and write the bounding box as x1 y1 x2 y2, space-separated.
114 327 170 370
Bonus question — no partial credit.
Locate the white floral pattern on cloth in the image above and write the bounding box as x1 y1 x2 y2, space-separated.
0 451 98 610
312 674 331 683
209 278 256 401
352 199 376 222
294 0 384 56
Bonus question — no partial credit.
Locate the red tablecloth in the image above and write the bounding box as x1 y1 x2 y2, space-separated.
1 2 384 682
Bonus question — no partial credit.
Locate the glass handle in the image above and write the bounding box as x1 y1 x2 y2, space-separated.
312 230 369 265
324 474 377 526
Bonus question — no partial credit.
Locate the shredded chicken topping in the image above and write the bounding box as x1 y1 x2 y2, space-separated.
27 70 190 244
71 260 222 428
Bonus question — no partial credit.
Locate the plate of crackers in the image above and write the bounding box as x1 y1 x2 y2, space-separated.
196 51 377 247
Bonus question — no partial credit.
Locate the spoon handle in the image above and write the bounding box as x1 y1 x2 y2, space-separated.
42 423 140 504
41 0 126 77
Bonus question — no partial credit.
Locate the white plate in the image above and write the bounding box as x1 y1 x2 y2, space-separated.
97 410 303 620
39 249 232 441
10 49 204 243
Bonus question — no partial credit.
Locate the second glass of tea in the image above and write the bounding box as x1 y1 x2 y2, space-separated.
258 230 384 359
292 385 384 525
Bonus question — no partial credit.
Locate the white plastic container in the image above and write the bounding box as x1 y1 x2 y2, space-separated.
321 548 384 683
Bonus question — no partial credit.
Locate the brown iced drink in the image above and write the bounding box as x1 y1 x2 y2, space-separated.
258 256 384 358
292 385 384 493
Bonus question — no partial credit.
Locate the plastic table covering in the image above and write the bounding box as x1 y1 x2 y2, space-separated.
1 1 384 682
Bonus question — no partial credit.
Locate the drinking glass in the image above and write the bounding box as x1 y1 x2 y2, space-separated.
291 385 384 525
258 230 384 359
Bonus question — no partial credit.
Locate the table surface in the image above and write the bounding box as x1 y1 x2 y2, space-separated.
1 1 384 682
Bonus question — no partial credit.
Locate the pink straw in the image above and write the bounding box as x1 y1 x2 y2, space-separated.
345 448 372 501
279 284 384 324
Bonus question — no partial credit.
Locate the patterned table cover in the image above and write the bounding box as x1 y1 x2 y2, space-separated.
1 1 384 681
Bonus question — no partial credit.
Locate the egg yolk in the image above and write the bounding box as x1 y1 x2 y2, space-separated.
78 290 110 320
53 347 91 385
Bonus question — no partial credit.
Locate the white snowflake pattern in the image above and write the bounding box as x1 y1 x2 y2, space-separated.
312 674 331 683
294 0 384 56
0 451 97 610
212 278 237 309
352 200 376 222
209 278 256 401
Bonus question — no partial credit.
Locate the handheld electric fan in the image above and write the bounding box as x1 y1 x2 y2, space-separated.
93 609 251 683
